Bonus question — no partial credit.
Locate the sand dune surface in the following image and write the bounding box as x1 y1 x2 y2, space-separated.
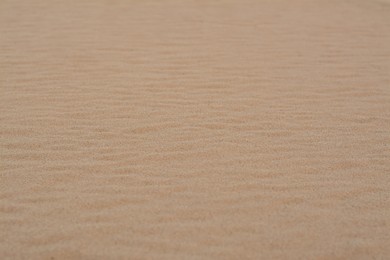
1 0 390 259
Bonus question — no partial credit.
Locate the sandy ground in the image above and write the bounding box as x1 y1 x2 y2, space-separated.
1 0 390 259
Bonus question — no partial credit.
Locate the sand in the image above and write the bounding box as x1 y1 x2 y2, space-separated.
1 0 390 259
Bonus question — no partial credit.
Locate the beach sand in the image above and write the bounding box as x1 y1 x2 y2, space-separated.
1 0 390 258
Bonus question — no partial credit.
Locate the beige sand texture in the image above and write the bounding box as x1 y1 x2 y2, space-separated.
1 0 390 259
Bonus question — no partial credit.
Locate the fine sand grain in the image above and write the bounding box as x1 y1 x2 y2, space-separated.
1 0 390 259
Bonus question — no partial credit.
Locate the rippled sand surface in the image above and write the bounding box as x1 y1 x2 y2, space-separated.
1 0 390 259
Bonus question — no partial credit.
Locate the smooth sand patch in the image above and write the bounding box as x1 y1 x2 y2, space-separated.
1 0 390 258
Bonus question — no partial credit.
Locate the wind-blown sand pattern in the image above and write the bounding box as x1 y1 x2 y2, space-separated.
1 0 390 259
